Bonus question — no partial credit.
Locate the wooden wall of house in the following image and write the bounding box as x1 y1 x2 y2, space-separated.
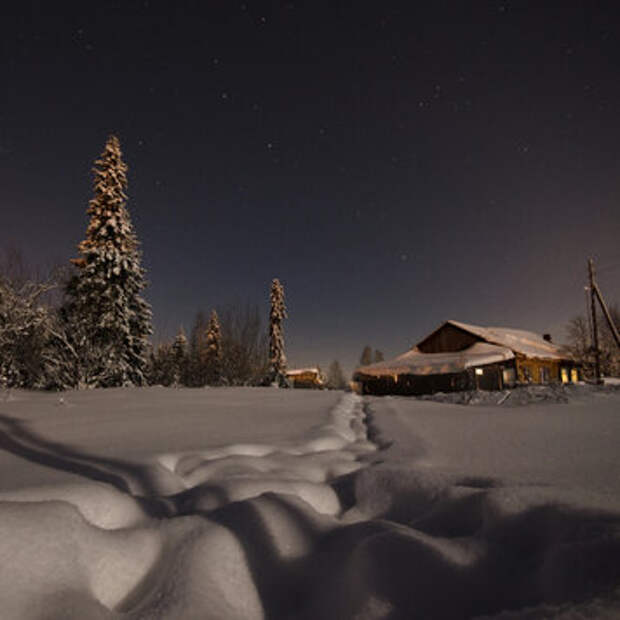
515 355 561 384
417 323 481 353
355 356 580 395
355 360 517 396
475 365 503 391
357 371 474 396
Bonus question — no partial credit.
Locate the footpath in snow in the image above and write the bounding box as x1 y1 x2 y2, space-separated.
0 386 619 618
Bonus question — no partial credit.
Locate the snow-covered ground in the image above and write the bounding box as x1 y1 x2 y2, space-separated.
0 386 619 618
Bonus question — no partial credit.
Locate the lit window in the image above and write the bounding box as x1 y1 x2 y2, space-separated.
475 368 484 376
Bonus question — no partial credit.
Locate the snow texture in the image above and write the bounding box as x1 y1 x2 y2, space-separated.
0 386 619 618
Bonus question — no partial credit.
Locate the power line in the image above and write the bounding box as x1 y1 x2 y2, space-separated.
597 261 620 275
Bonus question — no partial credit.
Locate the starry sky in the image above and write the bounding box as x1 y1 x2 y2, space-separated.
2 1 620 375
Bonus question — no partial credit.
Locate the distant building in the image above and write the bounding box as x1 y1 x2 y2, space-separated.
353 320 580 396
285 367 325 389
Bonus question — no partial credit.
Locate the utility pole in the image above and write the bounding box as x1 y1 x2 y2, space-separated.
588 258 602 384
592 281 620 349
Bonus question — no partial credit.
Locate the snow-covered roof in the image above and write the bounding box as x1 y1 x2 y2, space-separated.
443 320 569 360
286 368 322 376
355 342 515 378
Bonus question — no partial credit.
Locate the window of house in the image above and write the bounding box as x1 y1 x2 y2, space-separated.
502 367 516 387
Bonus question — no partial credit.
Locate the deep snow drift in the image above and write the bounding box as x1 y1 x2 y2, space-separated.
0 386 619 619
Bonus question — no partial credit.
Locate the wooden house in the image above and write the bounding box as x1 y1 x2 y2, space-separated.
285 367 325 389
353 320 579 396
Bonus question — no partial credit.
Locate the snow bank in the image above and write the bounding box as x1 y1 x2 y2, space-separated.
416 382 620 407
0 387 619 618
0 481 147 529
0 500 161 617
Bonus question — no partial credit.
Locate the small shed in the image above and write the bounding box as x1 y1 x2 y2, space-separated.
285 367 325 389
354 320 579 396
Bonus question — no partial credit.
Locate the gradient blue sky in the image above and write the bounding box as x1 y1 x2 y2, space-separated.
2 2 619 375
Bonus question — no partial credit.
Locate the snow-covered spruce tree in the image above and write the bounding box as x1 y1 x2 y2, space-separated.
204 309 222 385
267 278 288 386
65 135 152 387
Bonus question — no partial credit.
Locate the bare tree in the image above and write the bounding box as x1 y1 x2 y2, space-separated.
326 360 347 390
565 305 620 379
218 301 268 385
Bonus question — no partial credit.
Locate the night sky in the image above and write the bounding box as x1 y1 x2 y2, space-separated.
2 2 620 375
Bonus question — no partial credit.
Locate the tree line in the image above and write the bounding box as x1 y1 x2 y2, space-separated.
149 292 286 388
0 136 292 390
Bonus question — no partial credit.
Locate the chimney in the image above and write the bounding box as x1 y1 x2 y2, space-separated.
543 333 552 342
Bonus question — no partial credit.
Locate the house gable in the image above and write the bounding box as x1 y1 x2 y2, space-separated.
416 321 482 353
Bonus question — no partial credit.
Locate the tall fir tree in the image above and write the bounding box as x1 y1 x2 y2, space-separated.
267 278 288 385
204 309 223 385
65 135 152 387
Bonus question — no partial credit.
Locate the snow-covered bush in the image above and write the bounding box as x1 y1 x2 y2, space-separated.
0 277 51 388
0 271 79 390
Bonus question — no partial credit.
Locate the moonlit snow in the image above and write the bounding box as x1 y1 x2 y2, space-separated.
0 386 619 618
